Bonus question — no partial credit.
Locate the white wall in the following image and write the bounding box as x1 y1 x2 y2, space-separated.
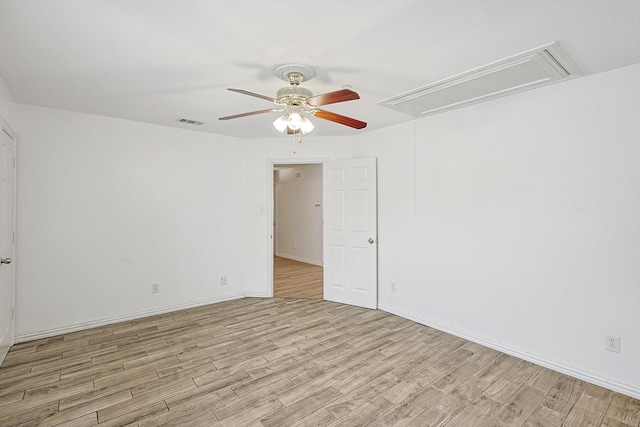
12 104 247 340
0 76 15 104
352 64 640 398
275 164 323 265
0 75 16 125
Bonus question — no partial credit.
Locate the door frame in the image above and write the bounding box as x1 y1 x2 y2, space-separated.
266 158 328 298
0 118 17 365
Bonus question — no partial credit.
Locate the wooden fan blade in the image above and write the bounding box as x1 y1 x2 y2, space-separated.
218 109 275 120
227 88 276 103
306 89 360 106
313 110 367 129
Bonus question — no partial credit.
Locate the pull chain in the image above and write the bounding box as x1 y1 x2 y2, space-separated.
292 130 303 154
292 130 296 153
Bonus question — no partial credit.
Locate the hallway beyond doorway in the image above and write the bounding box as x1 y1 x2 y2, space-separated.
273 256 323 299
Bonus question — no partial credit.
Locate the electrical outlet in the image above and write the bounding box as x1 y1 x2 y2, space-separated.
221 276 228 286
151 283 160 294
605 335 620 353
391 282 396 292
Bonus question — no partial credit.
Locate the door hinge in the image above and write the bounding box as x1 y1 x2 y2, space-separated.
11 157 16 168
11 308 15 320
11 233 15 244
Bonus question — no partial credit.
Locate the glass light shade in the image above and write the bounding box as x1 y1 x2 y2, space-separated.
288 113 303 130
273 112 315 135
272 115 288 133
299 116 314 134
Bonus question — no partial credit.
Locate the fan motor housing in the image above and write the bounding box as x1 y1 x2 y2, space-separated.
276 86 312 103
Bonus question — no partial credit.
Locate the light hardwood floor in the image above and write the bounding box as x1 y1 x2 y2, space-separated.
273 256 323 299
1 297 639 426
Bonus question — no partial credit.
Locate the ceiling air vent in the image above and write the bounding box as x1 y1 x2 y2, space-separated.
377 41 581 117
178 117 205 126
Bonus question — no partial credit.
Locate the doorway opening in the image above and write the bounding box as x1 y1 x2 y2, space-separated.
267 156 378 309
270 161 324 299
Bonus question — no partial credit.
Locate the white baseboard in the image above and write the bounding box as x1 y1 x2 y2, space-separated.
275 253 323 267
244 292 270 298
379 304 640 400
15 293 245 343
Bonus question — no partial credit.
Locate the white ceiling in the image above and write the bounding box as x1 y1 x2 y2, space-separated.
1 0 639 138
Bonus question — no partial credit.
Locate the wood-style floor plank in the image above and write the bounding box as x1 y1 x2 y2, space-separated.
0 297 638 426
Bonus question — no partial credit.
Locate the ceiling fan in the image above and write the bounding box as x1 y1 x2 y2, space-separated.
219 64 367 135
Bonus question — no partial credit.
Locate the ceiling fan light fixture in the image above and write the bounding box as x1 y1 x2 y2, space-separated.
273 112 315 134
222 63 366 139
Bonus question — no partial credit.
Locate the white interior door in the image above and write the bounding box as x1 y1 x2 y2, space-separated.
323 157 377 309
0 122 16 364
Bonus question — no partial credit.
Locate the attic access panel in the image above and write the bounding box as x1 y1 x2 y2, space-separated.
377 42 581 117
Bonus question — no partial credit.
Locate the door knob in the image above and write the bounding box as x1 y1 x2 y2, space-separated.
368 238 375 244
1 258 11 264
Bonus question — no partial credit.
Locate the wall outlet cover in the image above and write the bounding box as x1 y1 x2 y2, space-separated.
605 335 620 353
